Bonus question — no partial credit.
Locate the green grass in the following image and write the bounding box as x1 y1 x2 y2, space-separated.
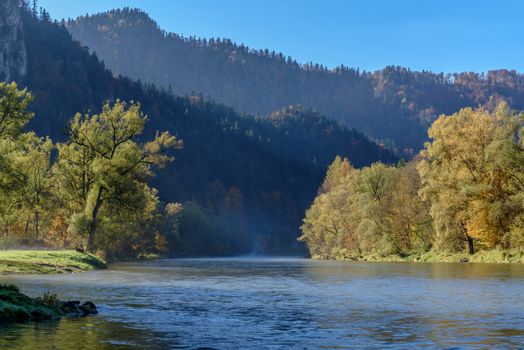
0 250 106 274
0 285 59 323
353 249 524 264
0 284 62 324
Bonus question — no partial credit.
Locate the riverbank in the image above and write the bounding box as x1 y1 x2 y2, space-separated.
323 249 524 263
0 250 106 274
0 284 60 324
0 284 97 324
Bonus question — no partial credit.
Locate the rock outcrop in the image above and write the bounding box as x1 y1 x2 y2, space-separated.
0 0 27 82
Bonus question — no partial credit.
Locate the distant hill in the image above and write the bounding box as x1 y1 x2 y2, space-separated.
14 5 395 255
67 8 524 154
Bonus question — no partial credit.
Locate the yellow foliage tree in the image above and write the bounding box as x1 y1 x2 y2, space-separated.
419 102 524 253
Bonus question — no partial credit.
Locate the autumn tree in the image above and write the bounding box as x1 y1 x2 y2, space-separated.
318 155 353 194
300 157 433 260
390 161 433 252
418 102 524 253
300 157 360 259
54 100 181 252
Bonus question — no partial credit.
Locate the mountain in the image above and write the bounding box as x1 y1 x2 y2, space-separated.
0 0 27 82
66 8 524 155
11 3 395 255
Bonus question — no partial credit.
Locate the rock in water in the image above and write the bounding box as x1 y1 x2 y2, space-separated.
60 300 98 316
79 301 98 315
61 300 81 314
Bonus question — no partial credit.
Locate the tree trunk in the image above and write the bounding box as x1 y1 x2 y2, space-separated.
461 221 475 255
35 194 41 241
34 211 39 241
23 215 30 237
86 187 104 252
466 234 475 255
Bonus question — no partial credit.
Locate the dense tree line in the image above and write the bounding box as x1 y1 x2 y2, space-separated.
67 8 524 154
0 82 181 258
300 103 524 259
10 4 395 256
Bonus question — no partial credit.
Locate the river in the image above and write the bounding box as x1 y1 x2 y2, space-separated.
1 258 524 349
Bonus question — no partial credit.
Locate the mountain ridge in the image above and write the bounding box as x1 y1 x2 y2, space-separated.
66 7 524 154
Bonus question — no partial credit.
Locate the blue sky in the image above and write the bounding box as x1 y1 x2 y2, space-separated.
38 0 523 73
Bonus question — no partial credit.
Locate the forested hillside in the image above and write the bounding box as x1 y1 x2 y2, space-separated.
6 5 394 257
67 8 524 154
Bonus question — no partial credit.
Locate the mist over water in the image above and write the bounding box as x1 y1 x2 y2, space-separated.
2 258 524 349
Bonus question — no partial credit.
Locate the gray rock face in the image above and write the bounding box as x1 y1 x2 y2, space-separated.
0 0 27 82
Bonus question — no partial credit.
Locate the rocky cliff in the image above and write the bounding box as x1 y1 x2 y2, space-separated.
0 0 27 82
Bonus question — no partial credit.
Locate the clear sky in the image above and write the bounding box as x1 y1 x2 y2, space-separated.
37 0 523 73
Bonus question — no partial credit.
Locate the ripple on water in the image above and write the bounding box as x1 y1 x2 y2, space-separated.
1 258 524 349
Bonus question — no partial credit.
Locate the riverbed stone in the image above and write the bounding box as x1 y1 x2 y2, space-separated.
80 301 98 315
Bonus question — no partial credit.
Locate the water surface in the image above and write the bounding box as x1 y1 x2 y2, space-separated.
1 258 524 349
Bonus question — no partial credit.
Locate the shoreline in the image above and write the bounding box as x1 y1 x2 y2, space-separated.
0 250 106 275
0 250 103 325
314 249 524 264
0 284 97 325
2 249 524 277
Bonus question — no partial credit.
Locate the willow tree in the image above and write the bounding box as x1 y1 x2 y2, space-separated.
54 100 181 251
300 156 433 259
300 157 358 259
418 102 524 254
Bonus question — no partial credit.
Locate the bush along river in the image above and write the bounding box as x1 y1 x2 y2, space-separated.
1 257 524 349
0 284 98 325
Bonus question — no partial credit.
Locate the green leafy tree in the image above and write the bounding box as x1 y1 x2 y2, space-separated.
0 83 41 237
0 82 34 139
15 133 54 240
54 100 181 251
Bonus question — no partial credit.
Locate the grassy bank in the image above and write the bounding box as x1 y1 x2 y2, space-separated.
0 250 106 274
317 249 524 263
0 284 98 325
0 284 61 324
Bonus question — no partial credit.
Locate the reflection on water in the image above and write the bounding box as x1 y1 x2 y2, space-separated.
1 317 172 349
1 258 524 349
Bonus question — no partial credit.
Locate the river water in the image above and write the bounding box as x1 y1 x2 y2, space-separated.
1 258 524 349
